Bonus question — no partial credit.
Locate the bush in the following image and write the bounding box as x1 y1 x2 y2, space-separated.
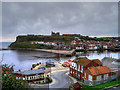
32 64 37 68
2 64 30 90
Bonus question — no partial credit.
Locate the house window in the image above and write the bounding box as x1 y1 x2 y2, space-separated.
81 66 83 73
75 63 77 70
78 74 80 77
70 71 72 74
19 77 21 79
75 73 77 76
78 65 80 71
88 75 92 81
16 77 18 80
104 74 108 80
41 75 44 78
73 72 74 74
23 77 25 80
85 73 86 78
74 63 76 68
97 75 101 81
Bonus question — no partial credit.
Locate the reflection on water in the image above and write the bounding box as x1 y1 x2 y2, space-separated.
0 50 119 71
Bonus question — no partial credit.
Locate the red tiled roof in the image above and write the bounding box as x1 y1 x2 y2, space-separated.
92 59 102 66
88 66 111 75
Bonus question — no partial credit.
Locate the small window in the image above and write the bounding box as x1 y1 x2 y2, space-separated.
88 75 92 81
16 77 18 80
75 73 77 76
104 74 108 80
81 66 83 73
23 77 25 80
19 77 21 79
97 75 101 81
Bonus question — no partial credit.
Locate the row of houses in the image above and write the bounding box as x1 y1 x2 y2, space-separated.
72 37 119 50
69 57 118 86
30 36 119 50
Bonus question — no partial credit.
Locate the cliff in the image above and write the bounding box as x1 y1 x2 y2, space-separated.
9 35 97 49
9 35 75 49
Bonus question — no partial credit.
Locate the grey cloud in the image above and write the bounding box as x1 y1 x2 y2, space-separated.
2 2 118 41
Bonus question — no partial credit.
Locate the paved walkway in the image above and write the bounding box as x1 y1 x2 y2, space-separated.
33 62 69 74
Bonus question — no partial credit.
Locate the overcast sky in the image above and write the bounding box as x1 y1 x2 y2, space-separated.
2 2 118 42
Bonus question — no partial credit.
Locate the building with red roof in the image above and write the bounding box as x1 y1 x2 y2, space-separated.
84 66 112 86
69 57 102 81
68 57 118 86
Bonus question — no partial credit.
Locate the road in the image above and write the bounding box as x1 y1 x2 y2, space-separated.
32 63 74 89
38 70 73 89
49 70 73 88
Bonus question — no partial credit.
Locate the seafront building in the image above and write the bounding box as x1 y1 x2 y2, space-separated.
69 57 118 86
13 69 50 84
84 66 112 86
69 57 102 80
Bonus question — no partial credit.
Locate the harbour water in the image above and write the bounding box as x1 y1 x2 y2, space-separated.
0 42 119 71
0 42 12 49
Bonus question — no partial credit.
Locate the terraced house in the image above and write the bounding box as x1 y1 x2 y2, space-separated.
69 57 102 81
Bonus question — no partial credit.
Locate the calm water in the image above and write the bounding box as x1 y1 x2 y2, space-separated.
0 42 119 71
0 42 12 49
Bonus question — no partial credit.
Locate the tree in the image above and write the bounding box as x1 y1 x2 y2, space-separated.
1 64 30 90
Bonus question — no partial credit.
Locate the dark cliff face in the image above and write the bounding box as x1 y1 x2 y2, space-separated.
9 35 74 48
